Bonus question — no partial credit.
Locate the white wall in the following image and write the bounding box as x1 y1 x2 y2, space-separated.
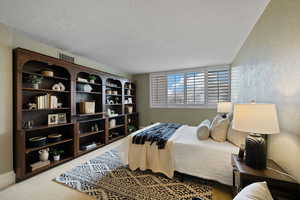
0 23 129 183
231 0 300 182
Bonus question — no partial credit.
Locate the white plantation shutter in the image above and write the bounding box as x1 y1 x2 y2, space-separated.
150 74 167 106
167 73 185 104
150 66 230 108
207 68 230 104
186 72 205 105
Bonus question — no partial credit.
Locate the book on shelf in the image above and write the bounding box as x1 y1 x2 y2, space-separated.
37 94 58 109
30 160 50 171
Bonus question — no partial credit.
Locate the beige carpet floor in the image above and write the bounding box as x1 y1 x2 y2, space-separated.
0 139 232 200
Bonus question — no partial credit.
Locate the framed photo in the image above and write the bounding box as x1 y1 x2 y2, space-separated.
48 114 58 125
57 113 67 124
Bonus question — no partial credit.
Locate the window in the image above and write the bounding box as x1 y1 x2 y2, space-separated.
150 66 230 108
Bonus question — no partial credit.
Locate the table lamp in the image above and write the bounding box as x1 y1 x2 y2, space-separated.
217 102 233 118
232 104 280 169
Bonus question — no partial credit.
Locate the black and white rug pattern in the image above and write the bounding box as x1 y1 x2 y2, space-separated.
54 150 212 200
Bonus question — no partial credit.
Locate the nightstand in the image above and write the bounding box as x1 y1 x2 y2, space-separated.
231 154 299 200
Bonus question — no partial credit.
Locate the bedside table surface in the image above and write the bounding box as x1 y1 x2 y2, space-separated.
232 154 297 184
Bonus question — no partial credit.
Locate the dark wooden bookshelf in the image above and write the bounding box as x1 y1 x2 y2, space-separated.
13 48 139 182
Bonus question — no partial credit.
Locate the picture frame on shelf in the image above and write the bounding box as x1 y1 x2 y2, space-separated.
57 113 67 124
48 114 58 125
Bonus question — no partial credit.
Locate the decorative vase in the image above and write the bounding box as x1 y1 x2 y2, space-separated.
32 83 39 89
53 155 60 161
39 148 49 161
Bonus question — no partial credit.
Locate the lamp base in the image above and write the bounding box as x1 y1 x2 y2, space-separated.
245 133 267 169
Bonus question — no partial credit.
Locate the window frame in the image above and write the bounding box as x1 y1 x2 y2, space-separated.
149 66 231 109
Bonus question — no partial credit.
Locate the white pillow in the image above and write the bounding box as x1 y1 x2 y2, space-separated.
196 120 210 140
227 122 248 147
210 115 229 142
233 182 273 200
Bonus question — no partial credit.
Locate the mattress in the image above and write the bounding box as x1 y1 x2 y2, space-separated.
173 126 239 185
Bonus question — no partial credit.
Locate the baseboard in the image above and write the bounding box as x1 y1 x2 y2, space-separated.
0 171 15 190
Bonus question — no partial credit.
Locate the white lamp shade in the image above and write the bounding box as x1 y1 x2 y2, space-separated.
217 102 233 113
232 104 280 134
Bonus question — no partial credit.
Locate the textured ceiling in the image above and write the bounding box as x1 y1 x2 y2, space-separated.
0 0 269 74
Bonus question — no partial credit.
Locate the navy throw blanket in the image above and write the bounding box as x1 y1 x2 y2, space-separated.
132 123 182 149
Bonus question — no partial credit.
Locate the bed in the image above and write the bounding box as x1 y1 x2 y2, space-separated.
118 123 239 186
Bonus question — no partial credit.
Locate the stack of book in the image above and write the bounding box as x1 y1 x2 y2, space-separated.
37 94 58 109
30 160 50 171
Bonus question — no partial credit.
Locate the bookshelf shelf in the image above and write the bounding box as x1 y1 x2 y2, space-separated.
109 124 125 130
76 91 102 95
22 108 71 112
108 135 125 144
25 157 73 179
78 143 105 156
23 123 74 132
106 94 122 96
105 85 122 89
76 112 105 117
22 88 70 93
22 71 70 81
80 130 104 138
26 138 73 154
76 80 102 86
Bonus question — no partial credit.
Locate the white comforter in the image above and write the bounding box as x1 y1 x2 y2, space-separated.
118 124 239 186
173 126 239 185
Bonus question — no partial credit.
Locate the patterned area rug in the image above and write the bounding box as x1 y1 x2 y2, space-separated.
54 150 212 200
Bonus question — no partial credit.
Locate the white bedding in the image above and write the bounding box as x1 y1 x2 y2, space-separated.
118 124 239 186
173 126 239 185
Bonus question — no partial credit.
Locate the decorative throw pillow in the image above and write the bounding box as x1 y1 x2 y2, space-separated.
227 122 249 147
233 182 273 200
210 115 229 142
196 120 210 140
